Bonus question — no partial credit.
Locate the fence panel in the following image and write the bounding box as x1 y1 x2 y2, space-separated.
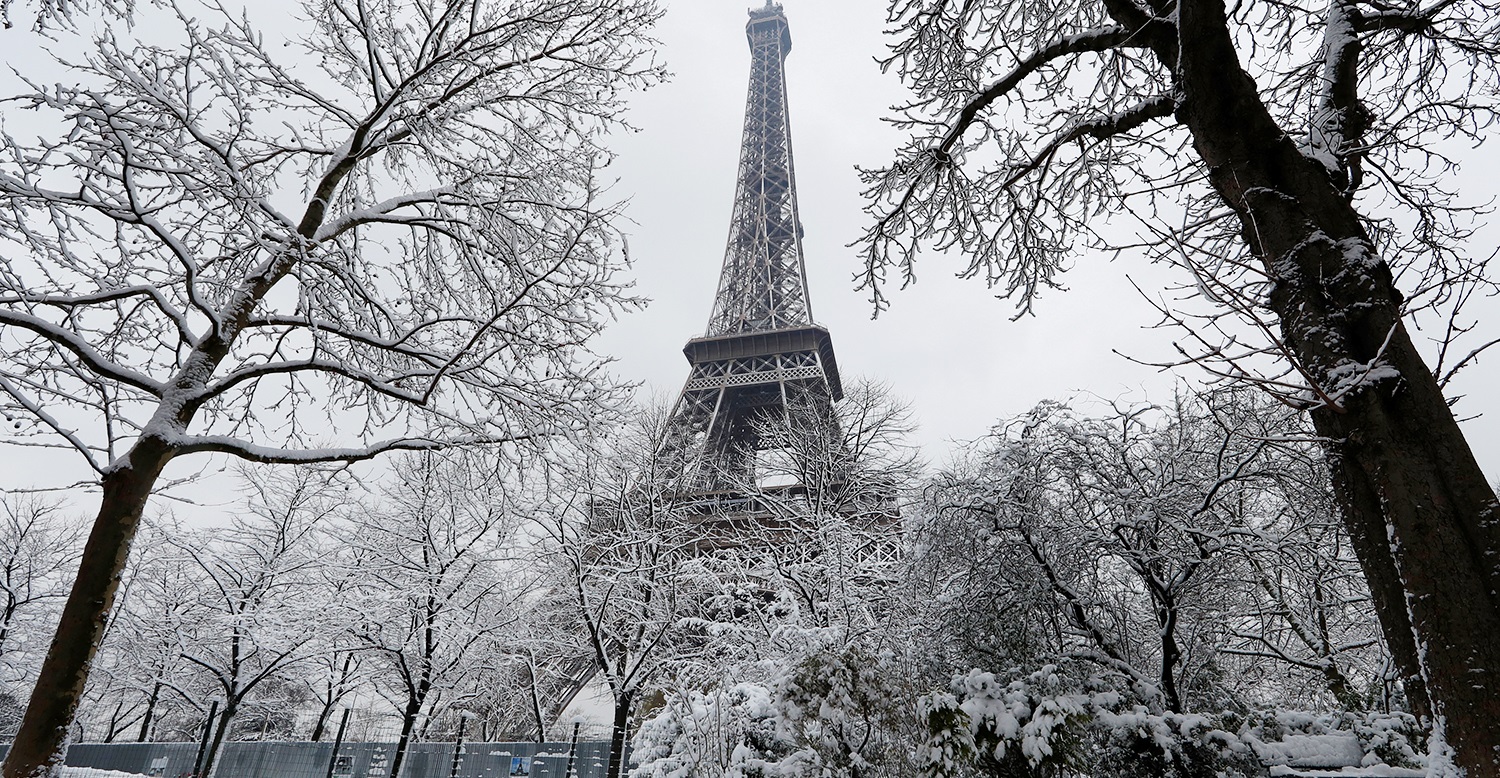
0 741 618 778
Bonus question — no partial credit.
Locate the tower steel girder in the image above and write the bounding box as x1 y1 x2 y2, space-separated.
661 2 842 496
706 4 812 336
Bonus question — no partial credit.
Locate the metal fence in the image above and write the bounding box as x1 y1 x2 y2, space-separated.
0 739 615 778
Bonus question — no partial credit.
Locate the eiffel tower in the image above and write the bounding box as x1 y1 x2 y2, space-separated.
659 1 843 499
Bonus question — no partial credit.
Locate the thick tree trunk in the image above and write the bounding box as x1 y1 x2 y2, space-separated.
1160 1 1500 771
1324 449 1430 719
1 438 171 778
1309 355 1500 763
199 698 237 778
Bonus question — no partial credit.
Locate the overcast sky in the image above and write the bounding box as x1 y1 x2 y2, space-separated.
2 0 1497 507
597 0 1500 478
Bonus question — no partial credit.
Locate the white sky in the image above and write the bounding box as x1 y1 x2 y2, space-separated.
597 1 1500 478
1 0 1497 510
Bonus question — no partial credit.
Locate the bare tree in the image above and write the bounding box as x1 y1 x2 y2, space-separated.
860 0 1499 769
166 467 343 776
345 449 521 778
0 496 80 737
1206 401 1390 713
926 390 1388 719
0 0 662 773
531 409 712 778
301 646 364 742
728 379 919 639
80 520 212 744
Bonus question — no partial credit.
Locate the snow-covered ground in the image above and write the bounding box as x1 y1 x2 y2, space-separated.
60 769 148 778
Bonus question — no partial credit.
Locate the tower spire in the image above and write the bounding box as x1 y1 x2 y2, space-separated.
705 1 812 336
659 4 842 494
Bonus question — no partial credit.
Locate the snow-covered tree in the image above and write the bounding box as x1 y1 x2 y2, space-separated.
731 380 919 638
630 385 926 778
300 645 364 742
0 495 80 734
166 467 344 775
81 521 212 744
344 449 522 778
1203 394 1389 713
860 0 1500 769
0 0 662 773
531 407 718 778
924 391 1387 717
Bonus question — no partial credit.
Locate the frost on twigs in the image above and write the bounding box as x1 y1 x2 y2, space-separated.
0 0 665 477
859 0 1499 402
1 0 132 31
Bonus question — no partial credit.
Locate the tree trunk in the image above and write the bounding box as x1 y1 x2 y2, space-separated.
526 660 547 742
388 697 424 778
606 690 633 778
1325 455 1430 719
138 682 161 743
1309 361 1500 764
199 698 237 778
1155 596 1183 713
310 704 331 743
1162 0 1500 771
1 438 171 778
100 701 124 743
311 653 354 742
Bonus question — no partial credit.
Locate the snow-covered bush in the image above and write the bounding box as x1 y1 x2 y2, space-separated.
917 661 1441 778
917 664 1261 778
917 666 1088 777
1237 709 1427 771
774 646 922 778
1350 712 1426 769
634 644 922 778
633 682 796 778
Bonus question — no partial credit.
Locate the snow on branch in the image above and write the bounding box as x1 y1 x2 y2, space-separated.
934 27 1140 155
1001 94 1178 189
0 0 661 481
0 310 165 396
164 431 542 466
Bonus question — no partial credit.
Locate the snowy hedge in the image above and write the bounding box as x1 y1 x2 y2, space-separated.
634 651 1434 778
633 645 922 778
918 664 1430 778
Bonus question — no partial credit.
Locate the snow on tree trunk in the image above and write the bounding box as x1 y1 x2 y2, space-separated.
1169 1 1500 770
3 438 171 778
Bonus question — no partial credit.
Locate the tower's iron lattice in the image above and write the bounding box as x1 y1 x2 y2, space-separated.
660 2 843 495
541 4 891 733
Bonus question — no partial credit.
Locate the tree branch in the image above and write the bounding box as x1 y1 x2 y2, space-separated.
1003 95 1178 189
0 311 164 396
165 432 539 465
936 27 1141 154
